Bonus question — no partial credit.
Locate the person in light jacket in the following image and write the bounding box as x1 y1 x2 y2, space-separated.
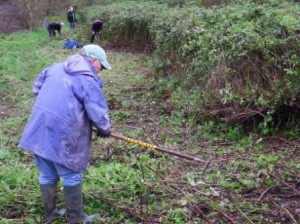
18 44 112 224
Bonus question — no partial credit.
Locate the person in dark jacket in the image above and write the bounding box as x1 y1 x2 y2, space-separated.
90 19 103 43
18 44 112 223
47 22 64 38
67 6 76 29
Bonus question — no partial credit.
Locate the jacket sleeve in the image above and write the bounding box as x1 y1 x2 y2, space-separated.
83 78 111 131
32 67 50 96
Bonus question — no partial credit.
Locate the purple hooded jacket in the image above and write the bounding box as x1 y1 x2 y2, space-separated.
18 54 111 172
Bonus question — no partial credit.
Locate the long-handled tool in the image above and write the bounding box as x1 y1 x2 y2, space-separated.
109 132 210 165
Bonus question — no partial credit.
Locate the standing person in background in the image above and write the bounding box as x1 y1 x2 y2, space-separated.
47 22 64 38
18 44 112 223
90 19 103 43
67 6 77 29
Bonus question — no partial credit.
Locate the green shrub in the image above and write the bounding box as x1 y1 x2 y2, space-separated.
79 1 300 132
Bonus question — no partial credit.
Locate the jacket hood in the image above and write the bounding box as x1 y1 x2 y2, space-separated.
64 54 97 79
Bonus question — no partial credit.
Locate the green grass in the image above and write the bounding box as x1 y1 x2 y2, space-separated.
1 6 300 224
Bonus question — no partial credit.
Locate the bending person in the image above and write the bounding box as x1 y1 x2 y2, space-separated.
90 19 103 43
19 44 112 223
47 22 64 38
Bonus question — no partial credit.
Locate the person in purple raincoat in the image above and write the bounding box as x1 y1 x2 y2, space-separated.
18 44 112 224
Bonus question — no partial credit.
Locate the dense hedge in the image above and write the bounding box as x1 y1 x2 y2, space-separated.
80 0 300 134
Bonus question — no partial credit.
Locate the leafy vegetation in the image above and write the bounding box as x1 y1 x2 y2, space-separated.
79 0 300 135
1 0 300 223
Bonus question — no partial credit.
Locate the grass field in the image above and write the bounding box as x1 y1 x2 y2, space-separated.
1 20 300 224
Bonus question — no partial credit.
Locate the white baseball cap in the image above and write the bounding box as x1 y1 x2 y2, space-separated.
81 44 112 70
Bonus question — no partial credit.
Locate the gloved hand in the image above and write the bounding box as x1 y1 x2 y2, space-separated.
97 128 111 138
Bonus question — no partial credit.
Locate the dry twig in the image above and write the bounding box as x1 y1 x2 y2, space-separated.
273 202 297 224
269 173 300 196
257 187 272 202
235 205 255 224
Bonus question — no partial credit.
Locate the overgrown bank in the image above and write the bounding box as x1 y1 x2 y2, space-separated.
80 0 300 136
0 30 300 224
2 28 300 223
1 1 300 223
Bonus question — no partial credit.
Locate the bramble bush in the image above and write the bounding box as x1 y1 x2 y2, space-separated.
79 0 300 134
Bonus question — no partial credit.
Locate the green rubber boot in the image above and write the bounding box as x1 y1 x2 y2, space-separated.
40 184 66 224
63 184 97 224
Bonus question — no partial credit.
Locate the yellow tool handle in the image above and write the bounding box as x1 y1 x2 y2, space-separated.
109 132 207 164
